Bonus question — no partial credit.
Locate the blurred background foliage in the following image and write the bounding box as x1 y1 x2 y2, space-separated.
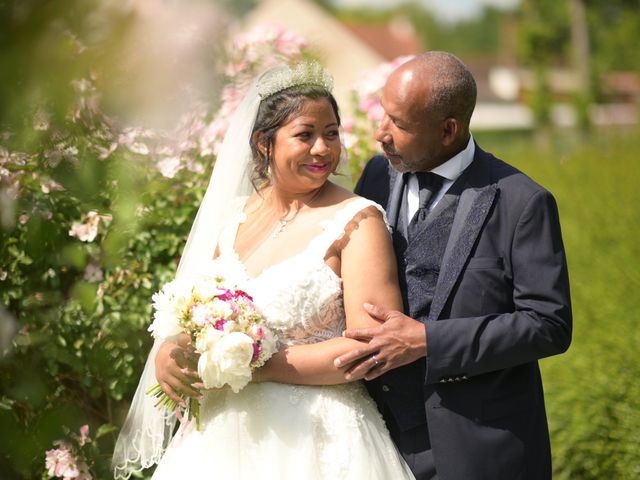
1 0 639 478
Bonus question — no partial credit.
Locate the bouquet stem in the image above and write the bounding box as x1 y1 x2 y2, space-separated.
146 383 201 430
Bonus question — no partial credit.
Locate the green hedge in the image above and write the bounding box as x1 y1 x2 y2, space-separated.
477 128 640 479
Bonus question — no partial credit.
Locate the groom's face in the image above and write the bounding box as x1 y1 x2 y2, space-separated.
375 68 445 173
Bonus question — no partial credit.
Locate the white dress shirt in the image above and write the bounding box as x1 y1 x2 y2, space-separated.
406 135 475 223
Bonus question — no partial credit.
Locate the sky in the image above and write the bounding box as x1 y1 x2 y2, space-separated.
330 0 520 24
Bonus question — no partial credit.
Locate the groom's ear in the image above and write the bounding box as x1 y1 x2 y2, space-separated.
441 118 459 147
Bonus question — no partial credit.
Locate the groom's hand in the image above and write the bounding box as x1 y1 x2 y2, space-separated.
334 303 427 381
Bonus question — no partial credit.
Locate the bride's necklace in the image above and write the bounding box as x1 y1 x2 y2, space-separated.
269 184 325 239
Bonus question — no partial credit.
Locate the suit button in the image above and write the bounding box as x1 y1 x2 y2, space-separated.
462 375 468 380
439 379 447 383
454 376 461 382
382 385 390 392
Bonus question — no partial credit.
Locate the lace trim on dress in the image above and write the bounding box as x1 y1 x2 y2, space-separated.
310 197 388 259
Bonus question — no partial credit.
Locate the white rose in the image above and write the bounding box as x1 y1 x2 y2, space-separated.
222 319 237 333
217 332 254 392
197 349 223 390
195 325 224 352
198 332 254 392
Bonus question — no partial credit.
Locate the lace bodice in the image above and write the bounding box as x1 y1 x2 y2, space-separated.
212 196 386 348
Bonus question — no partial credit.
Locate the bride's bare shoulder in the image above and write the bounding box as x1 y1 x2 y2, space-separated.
322 181 361 205
322 181 381 213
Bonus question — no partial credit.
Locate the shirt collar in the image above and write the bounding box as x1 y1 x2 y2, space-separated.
430 134 475 182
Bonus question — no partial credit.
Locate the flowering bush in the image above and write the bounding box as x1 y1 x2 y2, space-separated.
0 14 317 479
206 24 310 156
44 426 92 480
342 55 414 183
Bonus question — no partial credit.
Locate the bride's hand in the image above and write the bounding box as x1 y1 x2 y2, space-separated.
155 334 203 405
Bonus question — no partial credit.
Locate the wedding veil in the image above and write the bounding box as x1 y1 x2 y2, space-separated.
112 62 335 479
111 80 259 480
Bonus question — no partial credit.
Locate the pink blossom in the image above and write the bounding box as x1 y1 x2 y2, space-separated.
233 289 253 301
41 180 64 194
156 156 182 178
69 211 111 243
217 289 234 301
225 61 248 78
96 142 118 160
276 30 307 56
351 55 415 116
250 325 264 341
83 263 103 283
341 117 354 133
252 342 262 362
342 131 358 150
69 212 99 242
191 303 214 327
185 158 205 175
78 425 89 447
118 128 152 156
44 441 91 479
366 103 385 122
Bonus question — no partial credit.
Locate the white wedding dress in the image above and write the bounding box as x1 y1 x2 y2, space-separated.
151 196 415 479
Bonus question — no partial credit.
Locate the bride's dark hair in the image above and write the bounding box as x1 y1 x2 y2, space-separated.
249 85 340 190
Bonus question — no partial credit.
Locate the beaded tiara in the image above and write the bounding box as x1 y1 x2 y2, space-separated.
257 62 334 100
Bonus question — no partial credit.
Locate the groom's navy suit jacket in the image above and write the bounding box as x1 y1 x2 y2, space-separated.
356 145 572 480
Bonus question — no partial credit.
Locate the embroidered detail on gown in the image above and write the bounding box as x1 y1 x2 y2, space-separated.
151 197 415 479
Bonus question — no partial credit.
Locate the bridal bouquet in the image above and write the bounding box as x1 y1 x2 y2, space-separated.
146 273 276 428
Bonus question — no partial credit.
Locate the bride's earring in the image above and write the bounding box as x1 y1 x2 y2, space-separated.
265 153 272 180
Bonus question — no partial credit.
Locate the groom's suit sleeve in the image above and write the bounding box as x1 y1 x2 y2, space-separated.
424 187 572 384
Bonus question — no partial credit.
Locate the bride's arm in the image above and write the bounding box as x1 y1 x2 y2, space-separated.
254 207 402 385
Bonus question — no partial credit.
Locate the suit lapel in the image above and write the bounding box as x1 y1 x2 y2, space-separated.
386 166 405 232
428 156 498 321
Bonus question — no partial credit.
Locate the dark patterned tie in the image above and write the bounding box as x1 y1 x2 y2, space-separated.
407 172 444 239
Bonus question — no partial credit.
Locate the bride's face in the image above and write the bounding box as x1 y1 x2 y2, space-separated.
269 98 341 193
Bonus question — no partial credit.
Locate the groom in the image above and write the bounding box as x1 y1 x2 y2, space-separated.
335 52 572 479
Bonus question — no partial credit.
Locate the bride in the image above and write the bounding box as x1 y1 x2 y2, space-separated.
112 62 415 479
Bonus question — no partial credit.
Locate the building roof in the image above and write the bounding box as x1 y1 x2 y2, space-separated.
342 18 422 61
